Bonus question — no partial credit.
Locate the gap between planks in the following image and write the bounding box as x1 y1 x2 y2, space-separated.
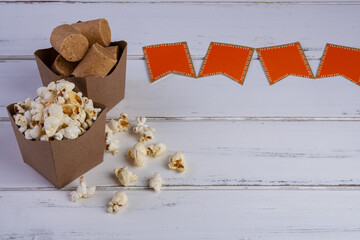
2 185 360 192
0 52 324 61
1 116 360 122
1 1 360 5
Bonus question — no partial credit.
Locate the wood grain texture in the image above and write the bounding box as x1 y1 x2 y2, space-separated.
2 119 360 189
1 189 360 239
1 59 360 119
0 3 359 56
1 1 360 238
3 0 360 3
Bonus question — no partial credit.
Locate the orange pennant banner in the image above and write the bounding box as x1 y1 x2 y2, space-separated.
257 42 314 85
197 42 254 85
143 42 196 82
316 44 360 85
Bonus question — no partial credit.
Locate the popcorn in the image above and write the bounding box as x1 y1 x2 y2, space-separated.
54 129 64 141
63 125 82 139
118 113 130 132
105 125 119 156
77 109 87 123
82 118 94 130
24 125 42 140
83 98 93 110
14 102 26 114
12 79 101 141
114 166 138 186
29 102 44 122
56 96 65 104
37 86 56 103
44 116 61 137
48 103 64 120
62 104 74 115
69 91 83 106
24 110 32 123
133 116 146 133
133 117 155 142
140 128 155 143
147 143 167 157
56 79 75 99
69 176 96 202
108 119 119 133
128 142 147 167
14 114 28 133
149 172 164 192
86 108 102 121
168 151 187 173
108 191 128 213
40 135 50 142
108 113 130 133
47 81 57 91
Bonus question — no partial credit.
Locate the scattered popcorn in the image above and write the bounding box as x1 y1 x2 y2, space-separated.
140 128 155 143
105 125 119 156
118 113 131 132
108 191 128 213
168 151 187 173
114 166 138 186
147 143 167 157
69 176 96 202
128 142 147 167
133 116 146 133
108 119 119 133
108 113 130 133
133 116 155 142
149 172 164 192
12 79 101 141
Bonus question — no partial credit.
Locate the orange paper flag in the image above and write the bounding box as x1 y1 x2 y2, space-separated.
143 42 196 82
257 42 314 85
316 44 360 85
198 42 254 85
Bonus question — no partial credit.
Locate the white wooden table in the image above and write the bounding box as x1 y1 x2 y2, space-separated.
1 1 360 239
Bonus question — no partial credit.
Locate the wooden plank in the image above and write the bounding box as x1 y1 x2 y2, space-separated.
1 59 360 119
3 0 360 3
1 189 360 239
2 119 360 189
0 3 359 55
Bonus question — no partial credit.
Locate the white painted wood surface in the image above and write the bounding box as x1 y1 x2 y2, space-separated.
0 1 360 239
2 120 360 189
2 60 360 119
2 189 360 239
0 2 359 56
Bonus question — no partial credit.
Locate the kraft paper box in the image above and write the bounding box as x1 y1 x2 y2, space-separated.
34 41 127 111
7 102 107 189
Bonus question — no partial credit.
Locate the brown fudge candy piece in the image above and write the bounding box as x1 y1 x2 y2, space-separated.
72 43 117 77
50 24 89 62
103 46 118 60
71 18 111 47
51 55 78 77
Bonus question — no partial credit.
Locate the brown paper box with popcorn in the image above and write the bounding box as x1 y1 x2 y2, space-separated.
7 80 107 189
